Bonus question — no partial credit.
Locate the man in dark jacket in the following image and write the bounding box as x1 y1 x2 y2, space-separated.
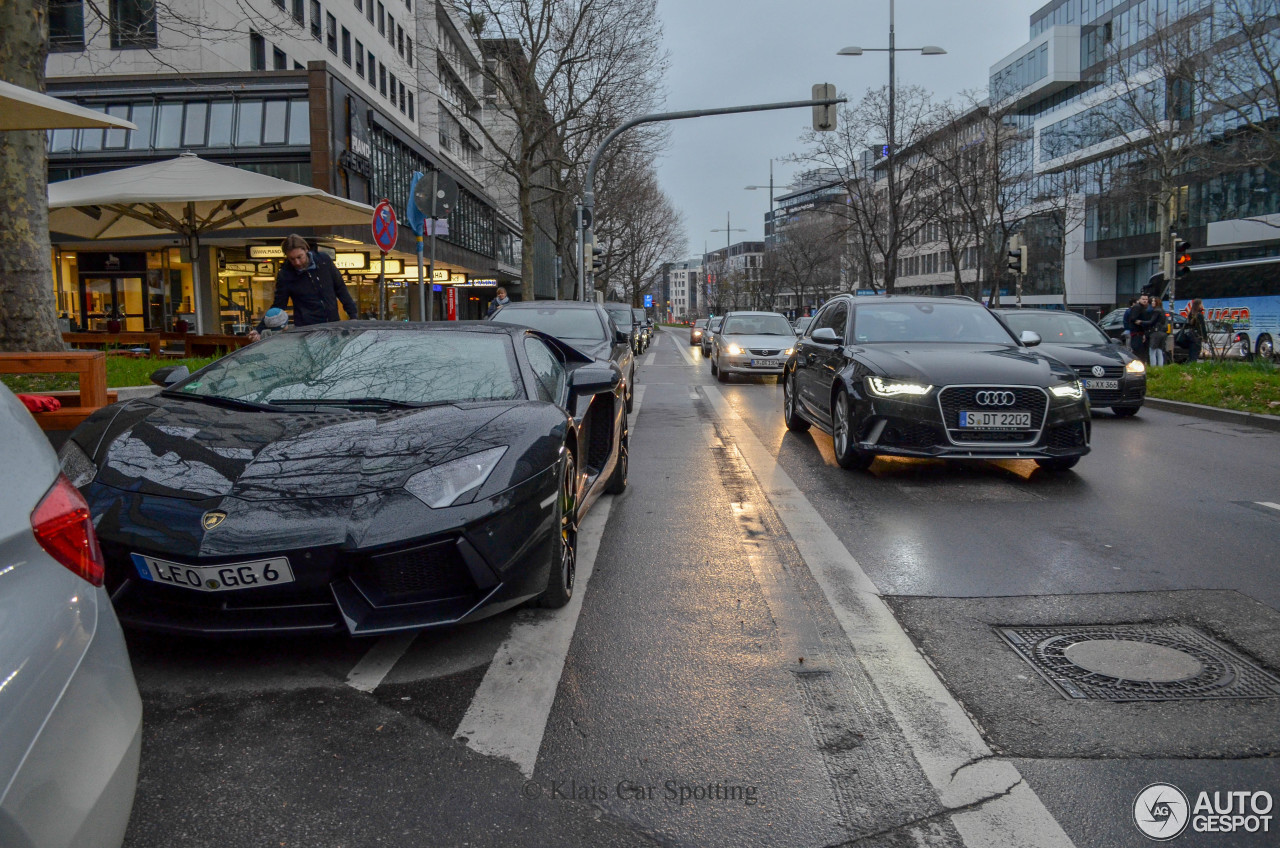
249 234 357 340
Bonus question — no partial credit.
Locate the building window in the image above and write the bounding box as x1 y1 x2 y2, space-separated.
49 0 86 51
310 0 321 40
292 0 304 25
273 46 287 70
294 61 304 70
377 2 385 35
399 81 406 113
408 92 414 121
249 32 266 70
356 39 365 75
397 25 404 56
368 51 377 86
388 72 397 102
354 0 362 10
326 12 337 53
341 27 351 65
110 0 157 49
407 37 413 68
379 64 387 97
366 0 373 23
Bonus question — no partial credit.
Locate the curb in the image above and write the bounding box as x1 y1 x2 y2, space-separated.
1142 396 1280 433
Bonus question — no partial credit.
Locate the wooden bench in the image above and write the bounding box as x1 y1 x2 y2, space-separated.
160 332 255 357
63 331 162 357
0 351 110 431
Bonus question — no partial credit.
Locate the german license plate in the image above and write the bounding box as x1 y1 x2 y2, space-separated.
131 553 295 592
959 411 1032 429
750 359 781 367
1083 379 1119 390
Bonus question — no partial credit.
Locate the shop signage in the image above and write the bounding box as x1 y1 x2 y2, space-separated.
258 263 274 275
250 245 286 259
333 252 370 270
432 268 451 282
446 286 458 320
225 262 257 273
78 252 146 273
468 279 498 287
366 258 403 275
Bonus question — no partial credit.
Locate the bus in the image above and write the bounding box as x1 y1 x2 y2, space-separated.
1171 257 1280 361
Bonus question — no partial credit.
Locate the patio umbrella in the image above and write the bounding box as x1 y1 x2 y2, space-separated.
0 79 136 131
48 153 376 333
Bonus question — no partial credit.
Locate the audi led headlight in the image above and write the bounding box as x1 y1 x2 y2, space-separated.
405 446 507 508
866 376 933 397
1051 380 1084 400
1125 359 1146 374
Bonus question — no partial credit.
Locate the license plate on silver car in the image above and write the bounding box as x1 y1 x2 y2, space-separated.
1084 379 1119 390
132 553 295 592
750 359 781 367
959 411 1032 429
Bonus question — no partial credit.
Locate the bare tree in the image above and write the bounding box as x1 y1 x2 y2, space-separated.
460 0 667 297
768 215 845 314
1 0 63 351
796 84 940 294
592 150 685 305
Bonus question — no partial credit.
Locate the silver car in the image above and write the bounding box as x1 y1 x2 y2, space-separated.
0 384 142 848
710 311 796 381
700 316 723 357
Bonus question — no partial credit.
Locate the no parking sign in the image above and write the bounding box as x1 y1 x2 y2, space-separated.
372 199 398 252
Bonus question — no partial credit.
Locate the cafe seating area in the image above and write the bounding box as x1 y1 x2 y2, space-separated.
63 330 254 358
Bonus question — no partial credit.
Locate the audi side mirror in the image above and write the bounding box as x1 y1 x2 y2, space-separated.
812 327 842 344
1020 330 1042 347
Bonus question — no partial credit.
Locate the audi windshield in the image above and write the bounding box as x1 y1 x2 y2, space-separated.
851 303 1017 345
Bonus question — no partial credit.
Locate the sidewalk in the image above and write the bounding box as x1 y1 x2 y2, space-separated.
1142 396 1280 432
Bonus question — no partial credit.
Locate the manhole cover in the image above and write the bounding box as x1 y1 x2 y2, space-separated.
998 624 1280 702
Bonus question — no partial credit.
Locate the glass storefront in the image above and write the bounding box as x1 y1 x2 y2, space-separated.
57 249 194 332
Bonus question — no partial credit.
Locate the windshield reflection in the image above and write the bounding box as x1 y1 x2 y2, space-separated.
176 330 523 405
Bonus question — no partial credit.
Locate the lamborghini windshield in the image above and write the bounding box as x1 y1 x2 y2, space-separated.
172 329 524 405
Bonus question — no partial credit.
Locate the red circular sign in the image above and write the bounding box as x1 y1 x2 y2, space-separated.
372 199 398 252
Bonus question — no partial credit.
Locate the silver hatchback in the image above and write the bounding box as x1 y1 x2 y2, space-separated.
0 384 142 848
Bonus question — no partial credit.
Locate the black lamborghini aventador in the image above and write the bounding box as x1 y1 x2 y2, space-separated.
56 322 628 636
783 295 1091 471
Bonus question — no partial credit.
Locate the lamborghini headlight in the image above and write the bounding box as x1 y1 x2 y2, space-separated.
726 344 743 355
405 446 508 508
866 376 933 397
57 439 98 488
1125 359 1146 374
1050 380 1084 400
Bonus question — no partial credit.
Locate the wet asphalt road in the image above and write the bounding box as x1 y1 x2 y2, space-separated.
120 327 1280 848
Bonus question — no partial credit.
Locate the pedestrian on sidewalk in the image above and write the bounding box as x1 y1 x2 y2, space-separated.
1185 298 1208 363
1148 299 1169 366
249 234 356 341
1130 294 1154 362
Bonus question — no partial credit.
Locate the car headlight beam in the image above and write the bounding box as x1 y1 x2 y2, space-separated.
1125 359 1146 374
727 344 743 355
866 376 933 397
405 446 508 508
1050 381 1084 400
57 439 98 488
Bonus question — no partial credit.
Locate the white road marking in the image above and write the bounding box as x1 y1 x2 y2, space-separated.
1256 501 1280 512
670 331 698 367
700 384 1074 848
455 385 644 777
346 631 419 692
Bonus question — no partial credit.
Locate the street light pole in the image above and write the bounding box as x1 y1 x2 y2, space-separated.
710 212 746 311
838 0 945 294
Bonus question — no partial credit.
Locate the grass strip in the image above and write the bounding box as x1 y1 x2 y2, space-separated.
1145 360 1280 416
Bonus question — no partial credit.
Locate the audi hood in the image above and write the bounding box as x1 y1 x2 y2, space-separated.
852 343 1080 387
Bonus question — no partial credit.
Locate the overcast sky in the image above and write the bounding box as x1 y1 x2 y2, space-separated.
652 0 1043 261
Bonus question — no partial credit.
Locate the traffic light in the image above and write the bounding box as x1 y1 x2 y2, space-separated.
1007 247 1026 275
1175 239 1192 277
812 83 837 132
591 244 604 273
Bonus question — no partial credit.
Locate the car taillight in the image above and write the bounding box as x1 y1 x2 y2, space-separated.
30 474 104 587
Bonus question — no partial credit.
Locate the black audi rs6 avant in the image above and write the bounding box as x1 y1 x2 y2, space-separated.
57 322 628 635
783 295 1091 471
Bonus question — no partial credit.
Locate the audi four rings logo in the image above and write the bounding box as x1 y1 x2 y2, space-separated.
974 391 1017 406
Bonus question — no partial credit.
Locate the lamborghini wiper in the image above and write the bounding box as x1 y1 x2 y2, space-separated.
161 391 275 412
